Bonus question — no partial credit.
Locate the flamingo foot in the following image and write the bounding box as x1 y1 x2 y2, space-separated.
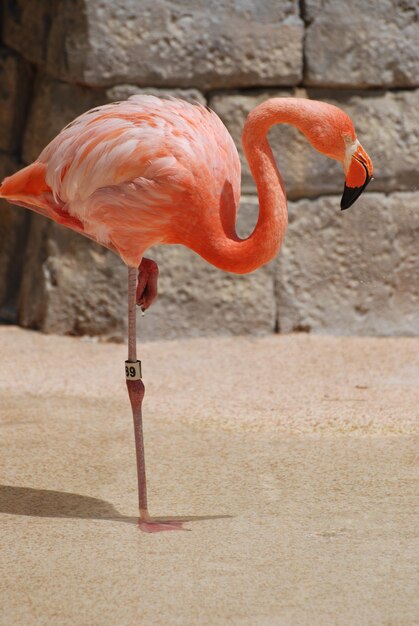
136 258 159 311
138 511 190 533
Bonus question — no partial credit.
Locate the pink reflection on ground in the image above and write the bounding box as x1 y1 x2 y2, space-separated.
138 518 190 533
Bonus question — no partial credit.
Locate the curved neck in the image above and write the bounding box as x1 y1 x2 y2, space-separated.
190 98 320 275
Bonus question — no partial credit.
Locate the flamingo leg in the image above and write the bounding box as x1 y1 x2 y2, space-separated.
126 267 148 516
125 266 187 532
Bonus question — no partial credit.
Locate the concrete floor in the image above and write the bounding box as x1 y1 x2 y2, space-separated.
0 327 418 625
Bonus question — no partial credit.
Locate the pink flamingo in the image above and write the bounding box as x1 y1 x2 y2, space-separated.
0 96 373 531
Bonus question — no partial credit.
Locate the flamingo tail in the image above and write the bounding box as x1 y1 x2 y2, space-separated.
0 162 50 201
0 162 86 232
0 162 55 217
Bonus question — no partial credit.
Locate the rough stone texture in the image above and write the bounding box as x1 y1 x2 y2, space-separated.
18 197 275 340
3 0 303 89
18 215 127 340
210 88 419 198
1 0 418 340
105 85 206 105
277 192 419 336
0 154 27 323
2 0 91 85
304 0 419 88
23 76 205 163
0 46 33 153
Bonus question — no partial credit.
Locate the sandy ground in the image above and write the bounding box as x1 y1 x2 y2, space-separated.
0 326 418 625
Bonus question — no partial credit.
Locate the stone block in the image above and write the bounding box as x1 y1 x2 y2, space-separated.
4 0 303 89
105 86 206 105
23 76 206 163
0 46 33 153
304 0 419 88
2 0 87 73
3 0 54 66
18 216 128 340
18 197 276 340
209 88 418 198
0 154 28 322
276 192 419 336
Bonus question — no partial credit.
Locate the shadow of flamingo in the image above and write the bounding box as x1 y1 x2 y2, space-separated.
0 484 232 532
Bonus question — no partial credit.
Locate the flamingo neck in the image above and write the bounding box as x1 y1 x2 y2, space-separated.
194 98 324 274
189 98 334 275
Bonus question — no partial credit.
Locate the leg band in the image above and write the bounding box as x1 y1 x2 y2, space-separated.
125 360 142 380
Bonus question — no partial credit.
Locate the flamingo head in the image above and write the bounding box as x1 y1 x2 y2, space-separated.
302 103 373 210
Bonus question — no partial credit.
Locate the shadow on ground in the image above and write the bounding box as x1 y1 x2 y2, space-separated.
0 484 231 526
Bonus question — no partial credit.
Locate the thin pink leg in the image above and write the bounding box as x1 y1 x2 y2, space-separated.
126 267 148 516
125 266 186 532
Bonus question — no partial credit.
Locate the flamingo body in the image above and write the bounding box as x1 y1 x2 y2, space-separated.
1 96 241 268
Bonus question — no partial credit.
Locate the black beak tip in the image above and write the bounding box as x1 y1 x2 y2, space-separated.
340 188 360 210
340 176 372 211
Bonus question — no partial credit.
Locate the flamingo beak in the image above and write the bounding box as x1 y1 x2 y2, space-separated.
341 145 373 210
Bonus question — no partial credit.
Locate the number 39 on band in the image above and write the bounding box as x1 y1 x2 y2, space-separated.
125 360 142 380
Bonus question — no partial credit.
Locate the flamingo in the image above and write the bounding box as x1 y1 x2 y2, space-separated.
0 95 373 532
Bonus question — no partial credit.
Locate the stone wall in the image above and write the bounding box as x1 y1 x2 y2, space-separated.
0 0 418 340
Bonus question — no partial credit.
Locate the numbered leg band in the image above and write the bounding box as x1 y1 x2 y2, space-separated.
125 360 142 380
